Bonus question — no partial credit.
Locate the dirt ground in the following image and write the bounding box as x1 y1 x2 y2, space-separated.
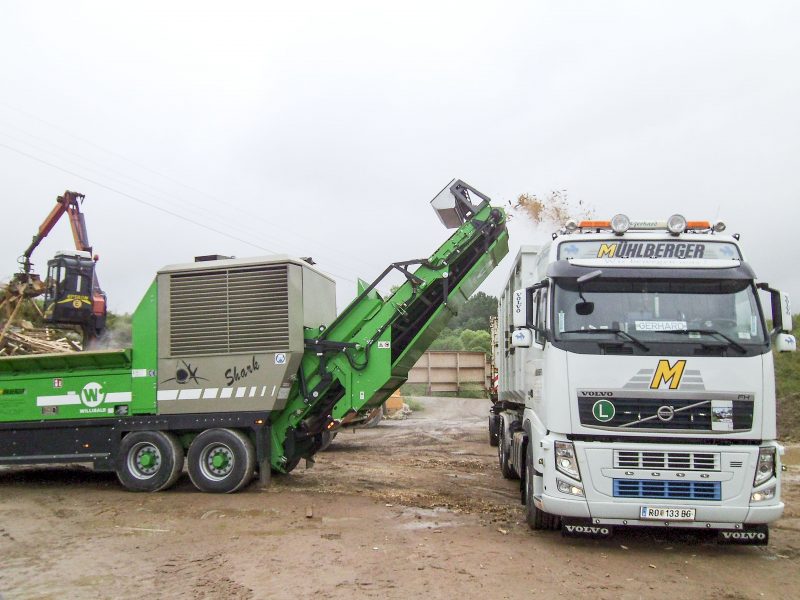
1 397 800 600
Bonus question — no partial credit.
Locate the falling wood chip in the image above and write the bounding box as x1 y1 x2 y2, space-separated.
306 506 314 518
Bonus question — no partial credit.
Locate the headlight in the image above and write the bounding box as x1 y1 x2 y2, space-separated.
754 447 776 487
554 440 581 481
557 478 584 496
751 485 776 503
667 214 687 234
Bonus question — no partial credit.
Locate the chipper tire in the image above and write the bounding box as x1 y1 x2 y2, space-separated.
187 428 255 493
318 430 338 452
116 431 184 492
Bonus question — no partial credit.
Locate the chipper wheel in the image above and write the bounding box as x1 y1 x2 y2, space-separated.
187 428 255 493
116 431 184 492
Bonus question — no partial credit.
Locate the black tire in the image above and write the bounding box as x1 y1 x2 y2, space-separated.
318 430 337 452
187 428 255 493
116 431 184 492
362 406 384 428
498 423 517 480
488 415 499 447
525 443 559 530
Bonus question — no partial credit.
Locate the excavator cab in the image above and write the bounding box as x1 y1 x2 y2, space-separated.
43 250 106 339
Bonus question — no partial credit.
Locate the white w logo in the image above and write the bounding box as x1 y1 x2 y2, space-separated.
81 382 106 408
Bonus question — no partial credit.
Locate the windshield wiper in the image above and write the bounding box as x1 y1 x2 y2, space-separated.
661 329 747 354
560 328 650 352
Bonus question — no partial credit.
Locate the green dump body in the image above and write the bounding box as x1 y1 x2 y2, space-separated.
270 202 508 471
0 350 134 422
0 280 158 425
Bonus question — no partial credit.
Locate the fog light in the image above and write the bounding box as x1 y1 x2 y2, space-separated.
564 219 579 232
557 478 584 497
751 486 776 503
667 214 687 234
713 221 726 232
610 214 630 234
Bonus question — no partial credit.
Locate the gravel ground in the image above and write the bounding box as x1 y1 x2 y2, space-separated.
1 396 799 599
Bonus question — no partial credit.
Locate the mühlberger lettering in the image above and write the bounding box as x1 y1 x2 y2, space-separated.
610 242 706 259
225 356 261 386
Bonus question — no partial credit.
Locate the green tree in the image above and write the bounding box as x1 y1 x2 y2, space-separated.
459 329 491 353
429 330 464 351
448 292 497 331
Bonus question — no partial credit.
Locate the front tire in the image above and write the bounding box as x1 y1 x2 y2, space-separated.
187 428 255 493
116 431 184 492
525 443 559 530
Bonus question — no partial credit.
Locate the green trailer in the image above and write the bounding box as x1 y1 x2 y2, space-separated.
0 180 508 492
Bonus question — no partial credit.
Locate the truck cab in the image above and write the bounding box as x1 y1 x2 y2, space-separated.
495 215 796 543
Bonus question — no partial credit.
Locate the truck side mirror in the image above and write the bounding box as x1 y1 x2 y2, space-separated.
511 328 533 348
779 292 793 333
513 281 548 328
512 288 530 328
758 284 793 334
775 334 797 353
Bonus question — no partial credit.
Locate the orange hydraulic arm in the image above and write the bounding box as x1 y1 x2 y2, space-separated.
22 190 94 273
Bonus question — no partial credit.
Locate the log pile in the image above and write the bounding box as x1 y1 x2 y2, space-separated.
1 277 81 356
0 326 80 356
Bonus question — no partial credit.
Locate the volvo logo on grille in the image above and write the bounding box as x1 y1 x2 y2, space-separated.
657 405 675 422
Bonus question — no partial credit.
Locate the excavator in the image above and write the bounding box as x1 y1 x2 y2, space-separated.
0 190 107 348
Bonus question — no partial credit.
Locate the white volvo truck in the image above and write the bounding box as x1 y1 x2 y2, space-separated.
492 215 796 543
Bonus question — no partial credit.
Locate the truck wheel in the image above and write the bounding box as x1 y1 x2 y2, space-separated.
488 415 499 447
187 428 255 493
498 424 517 480
525 444 559 530
117 431 184 492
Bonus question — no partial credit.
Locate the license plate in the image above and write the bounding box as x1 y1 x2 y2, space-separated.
640 506 696 521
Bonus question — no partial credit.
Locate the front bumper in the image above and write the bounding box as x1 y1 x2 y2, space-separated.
539 438 784 528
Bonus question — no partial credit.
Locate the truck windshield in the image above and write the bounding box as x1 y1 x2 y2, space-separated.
553 278 767 348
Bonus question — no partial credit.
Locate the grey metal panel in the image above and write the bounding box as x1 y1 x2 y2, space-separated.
156 351 303 415
497 246 543 404
302 267 337 329
167 264 290 357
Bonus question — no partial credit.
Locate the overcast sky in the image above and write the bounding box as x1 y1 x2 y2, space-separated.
1 1 799 315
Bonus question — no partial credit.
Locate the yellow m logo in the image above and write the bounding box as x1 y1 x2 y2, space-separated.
597 243 618 258
650 359 687 390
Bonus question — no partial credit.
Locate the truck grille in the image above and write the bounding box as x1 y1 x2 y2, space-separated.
615 450 720 471
578 397 753 431
613 479 721 501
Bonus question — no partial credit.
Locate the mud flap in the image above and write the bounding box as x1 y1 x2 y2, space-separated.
561 519 613 539
717 525 769 545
